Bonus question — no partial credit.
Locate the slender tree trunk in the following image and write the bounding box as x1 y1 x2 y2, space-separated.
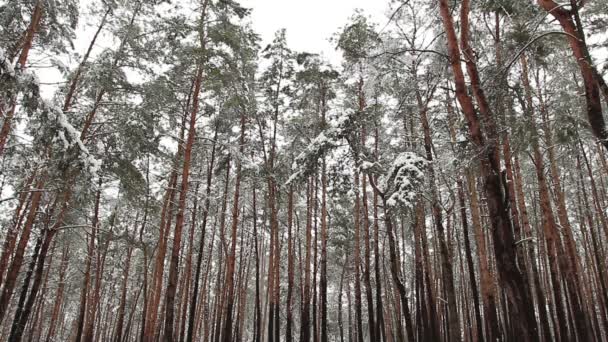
353 170 365 342
145 168 178 340
312 181 319 342
286 186 295 342
0 0 43 157
45 245 69 342
0 175 46 324
75 184 102 342
371 126 386 342
163 64 204 342
84 180 110 342
178 184 199 342
114 245 133 342
8 233 43 341
0 173 35 288
381 202 415 342
300 180 313 342
222 107 246 342
319 87 330 342
186 122 218 342
212 155 232 342
457 179 484 342
520 54 590 341
253 182 262 342
513 156 553 341
417 83 459 342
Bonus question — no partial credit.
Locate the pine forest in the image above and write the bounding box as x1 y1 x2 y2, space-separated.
1 0 608 341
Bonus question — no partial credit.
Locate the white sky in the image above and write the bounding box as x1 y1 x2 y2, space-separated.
245 0 388 65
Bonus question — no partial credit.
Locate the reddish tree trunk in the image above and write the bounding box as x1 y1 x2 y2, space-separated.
163 64 203 341
438 0 537 339
0 0 43 157
537 0 608 151
221 108 246 342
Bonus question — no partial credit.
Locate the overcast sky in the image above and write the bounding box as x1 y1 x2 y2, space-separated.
36 0 389 98
245 0 388 65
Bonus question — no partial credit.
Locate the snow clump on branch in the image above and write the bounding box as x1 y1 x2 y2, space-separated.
382 152 427 208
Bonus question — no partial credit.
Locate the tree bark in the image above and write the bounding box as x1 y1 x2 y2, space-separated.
221 106 246 342
438 0 538 339
163 64 203 342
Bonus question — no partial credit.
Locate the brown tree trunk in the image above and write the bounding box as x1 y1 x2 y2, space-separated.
177 183 199 342
8 188 71 342
353 170 365 342
300 179 313 342
45 245 69 342
338 257 347 342
575 157 608 334
457 179 484 342
163 64 203 342
417 83 459 342
0 0 43 157
84 180 110 342
535 68 582 284
212 155 232 342
537 0 608 151
0 175 46 324
0 173 35 288
320 87 330 342
372 126 386 342
382 201 415 342
186 122 218 342
286 186 295 342
74 184 102 342
520 54 590 341
8 232 43 341
312 180 319 342
221 108 246 342
144 167 178 341
0 3 133 328
438 0 537 339
446 94 483 342
513 156 553 341
63 6 112 112
114 245 133 342
252 180 262 342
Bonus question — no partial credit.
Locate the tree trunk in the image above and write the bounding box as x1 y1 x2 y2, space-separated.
381 201 415 342
8 233 43 341
286 186 295 342
417 82 459 342
252 181 262 342
114 245 133 342
0 175 46 324
438 0 538 338
537 0 608 151
300 180 313 342
163 64 203 342
221 107 246 342
0 173 35 288
353 170 365 342
186 122 218 342
457 179 484 342
45 245 69 342
0 0 43 157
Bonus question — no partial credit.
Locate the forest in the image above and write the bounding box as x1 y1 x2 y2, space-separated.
0 0 608 341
